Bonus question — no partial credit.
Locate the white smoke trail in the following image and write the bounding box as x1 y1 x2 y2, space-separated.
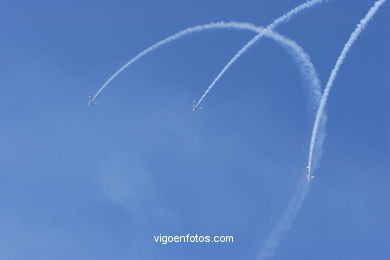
90 22 225 103
257 179 311 260
90 22 324 260
90 0 325 105
193 0 328 110
306 0 387 174
258 1 386 259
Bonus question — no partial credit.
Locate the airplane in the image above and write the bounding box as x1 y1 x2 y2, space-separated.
305 166 314 181
192 100 203 111
88 96 97 106
306 173 314 182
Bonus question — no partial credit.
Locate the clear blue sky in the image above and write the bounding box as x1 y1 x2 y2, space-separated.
0 0 388 259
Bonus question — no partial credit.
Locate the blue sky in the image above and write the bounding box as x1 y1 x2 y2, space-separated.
0 0 389 259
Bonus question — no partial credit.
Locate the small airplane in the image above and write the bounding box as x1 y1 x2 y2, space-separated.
306 173 314 182
88 96 97 106
192 100 203 111
305 166 314 182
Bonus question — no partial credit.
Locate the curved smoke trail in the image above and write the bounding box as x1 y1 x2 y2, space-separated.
306 0 387 176
259 1 387 259
90 22 320 104
91 0 327 104
193 0 328 110
257 178 311 260
90 17 324 260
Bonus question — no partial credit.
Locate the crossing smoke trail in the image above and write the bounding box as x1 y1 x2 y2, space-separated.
91 20 324 259
90 10 325 260
90 0 326 104
193 0 328 110
90 22 320 104
258 1 387 259
91 18 324 258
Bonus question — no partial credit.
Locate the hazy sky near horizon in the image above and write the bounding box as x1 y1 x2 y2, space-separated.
0 0 389 259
